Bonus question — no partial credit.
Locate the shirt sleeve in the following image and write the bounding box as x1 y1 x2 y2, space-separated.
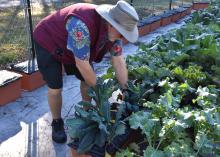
66 16 91 61
110 39 123 57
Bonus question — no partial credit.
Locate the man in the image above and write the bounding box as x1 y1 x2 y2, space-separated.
33 0 139 143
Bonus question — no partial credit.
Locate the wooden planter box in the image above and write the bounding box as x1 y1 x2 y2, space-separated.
182 4 193 15
175 7 188 19
182 8 188 18
171 12 181 22
0 70 22 106
138 21 151 37
147 16 161 32
193 2 209 10
138 24 150 36
9 60 45 91
160 12 173 26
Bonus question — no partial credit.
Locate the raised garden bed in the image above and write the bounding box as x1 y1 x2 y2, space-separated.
181 4 193 15
169 9 182 23
138 16 162 35
147 16 162 32
9 60 45 91
159 12 173 26
138 20 151 36
175 7 188 19
0 70 22 106
193 2 209 10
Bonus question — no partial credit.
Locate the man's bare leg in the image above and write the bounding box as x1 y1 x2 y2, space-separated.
48 87 67 143
48 88 62 119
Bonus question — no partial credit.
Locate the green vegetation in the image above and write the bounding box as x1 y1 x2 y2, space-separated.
67 3 220 157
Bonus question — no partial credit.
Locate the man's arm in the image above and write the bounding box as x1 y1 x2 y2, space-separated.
110 39 128 89
66 16 96 87
75 58 96 87
111 55 128 89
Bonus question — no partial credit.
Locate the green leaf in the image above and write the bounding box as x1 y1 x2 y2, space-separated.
87 87 96 98
164 133 195 157
129 111 151 130
75 106 90 118
129 111 159 146
66 118 88 138
115 148 134 157
99 123 109 134
169 37 183 50
144 146 166 157
77 131 96 154
94 130 107 147
159 118 188 137
194 131 214 156
101 72 114 80
115 123 126 136
66 118 86 129
99 101 111 123
78 101 93 108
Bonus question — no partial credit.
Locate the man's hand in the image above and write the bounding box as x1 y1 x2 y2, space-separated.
75 57 96 87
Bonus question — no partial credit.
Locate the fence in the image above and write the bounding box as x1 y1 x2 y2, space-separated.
0 0 210 70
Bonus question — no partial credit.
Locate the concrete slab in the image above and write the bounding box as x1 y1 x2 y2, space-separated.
0 18 187 157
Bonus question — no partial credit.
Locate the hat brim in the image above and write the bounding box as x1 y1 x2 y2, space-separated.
96 4 139 43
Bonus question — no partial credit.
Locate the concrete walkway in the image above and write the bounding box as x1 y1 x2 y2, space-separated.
0 19 187 157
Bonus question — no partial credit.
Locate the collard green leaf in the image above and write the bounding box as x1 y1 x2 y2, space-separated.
144 146 166 157
99 101 111 123
78 101 93 108
129 111 160 146
159 118 188 138
66 118 89 138
66 118 87 129
99 123 109 134
115 123 126 136
194 131 215 156
129 111 151 130
75 106 90 118
94 130 107 147
77 131 96 153
164 133 195 157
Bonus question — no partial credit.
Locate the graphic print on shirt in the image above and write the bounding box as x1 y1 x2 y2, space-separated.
110 39 123 56
66 16 91 61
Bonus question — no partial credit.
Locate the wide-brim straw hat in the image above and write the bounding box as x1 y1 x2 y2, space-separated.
95 0 139 43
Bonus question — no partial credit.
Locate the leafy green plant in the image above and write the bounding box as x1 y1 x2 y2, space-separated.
114 4 220 156
67 3 220 156
66 78 126 154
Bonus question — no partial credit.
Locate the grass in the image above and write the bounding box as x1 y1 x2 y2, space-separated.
0 0 193 70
